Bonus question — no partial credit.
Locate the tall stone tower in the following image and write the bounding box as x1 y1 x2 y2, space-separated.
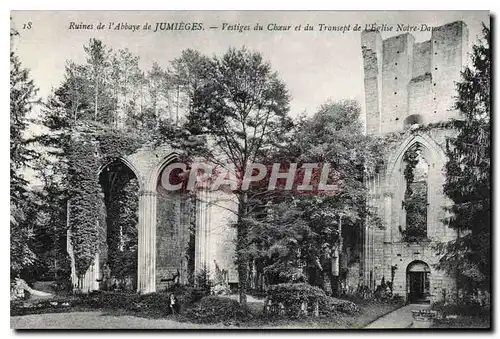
360 21 468 303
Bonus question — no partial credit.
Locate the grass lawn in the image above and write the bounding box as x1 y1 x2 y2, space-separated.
11 311 234 329
11 293 404 329
431 315 491 329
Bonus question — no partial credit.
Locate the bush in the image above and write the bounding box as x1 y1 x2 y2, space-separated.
76 291 177 316
135 293 172 316
328 297 360 315
265 283 359 318
433 300 490 318
182 296 251 324
266 283 326 316
78 291 141 310
162 284 208 313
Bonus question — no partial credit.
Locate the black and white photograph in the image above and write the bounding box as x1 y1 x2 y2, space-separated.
9 10 491 330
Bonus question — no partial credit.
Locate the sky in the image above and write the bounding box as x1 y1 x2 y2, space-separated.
11 10 489 119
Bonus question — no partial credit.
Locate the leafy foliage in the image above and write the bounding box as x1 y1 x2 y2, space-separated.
250 100 383 293
10 203 37 276
67 137 102 277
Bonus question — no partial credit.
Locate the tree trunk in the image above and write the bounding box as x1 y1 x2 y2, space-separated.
94 77 98 121
331 215 343 297
330 273 339 297
331 248 340 297
237 192 249 306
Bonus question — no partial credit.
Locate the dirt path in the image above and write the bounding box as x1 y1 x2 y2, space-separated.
364 304 430 329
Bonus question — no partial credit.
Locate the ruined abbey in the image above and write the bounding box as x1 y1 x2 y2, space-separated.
68 147 239 294
68 21 470 304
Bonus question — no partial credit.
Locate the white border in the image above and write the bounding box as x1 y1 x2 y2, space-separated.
2 1 497 338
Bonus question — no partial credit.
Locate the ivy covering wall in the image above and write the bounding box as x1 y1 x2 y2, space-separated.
68 123 143 279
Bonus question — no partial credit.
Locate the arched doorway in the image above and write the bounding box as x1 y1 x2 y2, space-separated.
406 260 431 303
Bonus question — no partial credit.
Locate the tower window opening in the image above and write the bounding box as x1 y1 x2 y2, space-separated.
404 114 424 128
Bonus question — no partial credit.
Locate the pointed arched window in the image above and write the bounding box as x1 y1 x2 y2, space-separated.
402 144 429 242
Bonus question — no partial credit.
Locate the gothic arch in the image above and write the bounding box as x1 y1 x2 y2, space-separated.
97 156 144 191
386 133 446 180
385 133 447 242
144 151 181 193
136 150 182 294
97 156 142 292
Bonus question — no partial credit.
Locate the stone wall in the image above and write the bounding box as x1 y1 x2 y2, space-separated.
195 190 239 283
360 21 468 302
362 21 468 136
155 188 191 291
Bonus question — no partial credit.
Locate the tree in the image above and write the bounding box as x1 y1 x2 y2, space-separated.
170 49 211 124
10 50 38 203
188 47 292 305
438 25 491 293
84 38 115 123
10 41 39 277
257 100 382 295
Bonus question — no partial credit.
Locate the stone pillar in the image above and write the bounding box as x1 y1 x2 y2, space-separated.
383 193 392 243
137 190 157 294
195 189 210 274
383 192 392 280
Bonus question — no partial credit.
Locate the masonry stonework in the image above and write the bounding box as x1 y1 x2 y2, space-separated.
360 21 468 303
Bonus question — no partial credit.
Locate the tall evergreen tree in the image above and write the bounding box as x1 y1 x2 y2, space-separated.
10 40 39 276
